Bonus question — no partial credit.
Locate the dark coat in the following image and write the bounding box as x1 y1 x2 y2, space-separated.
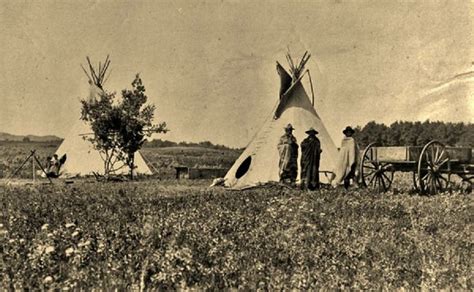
278 133 298 181
301 135 322 189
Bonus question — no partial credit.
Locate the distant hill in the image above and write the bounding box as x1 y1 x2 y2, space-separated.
0 132 62 142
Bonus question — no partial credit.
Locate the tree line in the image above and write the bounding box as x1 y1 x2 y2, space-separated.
145 120 473 151
144 139 239 151
353 121 473 148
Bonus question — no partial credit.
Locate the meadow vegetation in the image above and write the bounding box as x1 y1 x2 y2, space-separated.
140 147 240 178
1 139 472 289
1 180 472 290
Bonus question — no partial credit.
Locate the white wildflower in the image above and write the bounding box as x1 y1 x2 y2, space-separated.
45 245 55 254
78 240 91 248
65 247 74 257
41 224 49 231
43 276 53 284
97 242 105 252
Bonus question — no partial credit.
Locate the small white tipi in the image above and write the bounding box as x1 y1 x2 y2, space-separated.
55 116 152 178
53 56 152 177
224 53 337 189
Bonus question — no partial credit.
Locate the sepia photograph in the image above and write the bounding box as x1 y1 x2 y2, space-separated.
0 0 472 290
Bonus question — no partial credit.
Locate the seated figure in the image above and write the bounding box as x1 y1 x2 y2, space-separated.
44 154 67 178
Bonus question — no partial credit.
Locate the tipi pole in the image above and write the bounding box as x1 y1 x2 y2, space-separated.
307 69 315 106
99 55 110 81
32 157 36 183
103 69 112 86
286 54 295 74
81 64 92 82
33 155 53 184
298 51 308 71
6 150 36 182
86 56 99 85
78 133 94 137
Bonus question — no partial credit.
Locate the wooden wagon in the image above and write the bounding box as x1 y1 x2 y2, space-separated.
359 141 473 194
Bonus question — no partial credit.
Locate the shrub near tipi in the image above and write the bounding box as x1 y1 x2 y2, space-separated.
55 120 152 177
224 53 337 189
53 57 152 178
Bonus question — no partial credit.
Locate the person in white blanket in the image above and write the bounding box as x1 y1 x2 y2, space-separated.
330 126 360 189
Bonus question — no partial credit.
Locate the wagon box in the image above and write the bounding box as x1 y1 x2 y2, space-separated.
360 141 473 195
373 146 423 162
446 147 472 163
372 146 472 163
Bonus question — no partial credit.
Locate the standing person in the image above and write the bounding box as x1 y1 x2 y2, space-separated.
330 126 360 189
300 127 322 190
278 124 298 186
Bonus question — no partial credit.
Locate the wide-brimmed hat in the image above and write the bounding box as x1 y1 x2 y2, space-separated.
284 123 295 130
305 127 319 135
342 126 355 135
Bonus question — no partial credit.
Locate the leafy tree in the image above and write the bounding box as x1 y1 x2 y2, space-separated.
81 74 168 179
354 121 388 147
458 123 474 146
385 121 398 146
118 75 168 178
354 120 473 148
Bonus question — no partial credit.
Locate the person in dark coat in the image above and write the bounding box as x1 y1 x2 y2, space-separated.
278 123 298 185
300 127 322 190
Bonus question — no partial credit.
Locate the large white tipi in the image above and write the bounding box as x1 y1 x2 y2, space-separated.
224 53 337 189
53 56 152 177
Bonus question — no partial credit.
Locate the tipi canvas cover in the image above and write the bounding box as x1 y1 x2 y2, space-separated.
53 56 153 177
224 60 337 189
54 116 152 178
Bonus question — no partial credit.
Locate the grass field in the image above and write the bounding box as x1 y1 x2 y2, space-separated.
0 141 472 289
0 141 240 179
0 179 472 290
0 141 60 179
140 147 240 178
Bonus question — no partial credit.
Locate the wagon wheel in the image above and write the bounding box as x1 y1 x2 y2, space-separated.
360 143 394 192
417 141 451 195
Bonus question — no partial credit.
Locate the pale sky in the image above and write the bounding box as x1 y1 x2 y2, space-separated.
1 0 472 147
